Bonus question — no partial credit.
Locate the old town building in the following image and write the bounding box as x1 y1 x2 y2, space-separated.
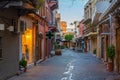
35 0 59 61
60 21 67 37
97 0 120 73
91 0 120 73
84 0 97 53
0 0 38 79
0 0 59 79
76 19 84 52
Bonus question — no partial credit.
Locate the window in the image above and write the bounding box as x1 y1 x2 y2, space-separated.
0 37 2 60
0 49 2 58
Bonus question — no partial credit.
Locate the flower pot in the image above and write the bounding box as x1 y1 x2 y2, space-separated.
55 49 61 55
107 62 113 71
24 67 27 72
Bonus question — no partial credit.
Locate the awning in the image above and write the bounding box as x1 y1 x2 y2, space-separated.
88 32 97 36
75 36 84 41
84 32 97 37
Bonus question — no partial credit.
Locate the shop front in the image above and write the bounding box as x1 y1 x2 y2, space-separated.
22 28 33 64
19 16 36 65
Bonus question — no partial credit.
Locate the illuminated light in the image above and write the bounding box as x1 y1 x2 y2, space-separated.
26 35 30 38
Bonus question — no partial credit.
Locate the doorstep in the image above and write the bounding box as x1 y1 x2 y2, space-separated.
36 59 44 64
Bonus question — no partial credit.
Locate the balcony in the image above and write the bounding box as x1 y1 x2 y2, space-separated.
83 26 97 36
48 20 58 32
0 0 35 11
49 0 58 10
99 0 119 20
50 0 58 2
92 1 111 25
0 1 23 8
84 18 91 24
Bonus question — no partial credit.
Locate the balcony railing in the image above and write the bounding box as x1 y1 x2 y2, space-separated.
50 0 58 2
83 26 97 35
49 0 58 10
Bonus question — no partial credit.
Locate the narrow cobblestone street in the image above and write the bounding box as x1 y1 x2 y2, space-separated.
8 49 120 80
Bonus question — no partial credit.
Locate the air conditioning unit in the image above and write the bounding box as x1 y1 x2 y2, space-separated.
6 19 18 33
7 26 14 32
36 10 40 15
42 16 47 19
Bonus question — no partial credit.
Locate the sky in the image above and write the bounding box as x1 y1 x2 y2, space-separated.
58 0 88 28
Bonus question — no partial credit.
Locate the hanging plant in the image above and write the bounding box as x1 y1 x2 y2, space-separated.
35 0 44 9
88 22 92 27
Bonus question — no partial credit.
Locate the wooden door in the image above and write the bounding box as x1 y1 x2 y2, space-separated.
38 38 42 60
116 28 120 73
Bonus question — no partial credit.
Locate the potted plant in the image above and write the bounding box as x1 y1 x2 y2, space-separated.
55 44 62 55
93 49 96 55
19 58 27 72
107 45 115 71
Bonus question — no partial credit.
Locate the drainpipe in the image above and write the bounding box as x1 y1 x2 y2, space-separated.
109 14 112 46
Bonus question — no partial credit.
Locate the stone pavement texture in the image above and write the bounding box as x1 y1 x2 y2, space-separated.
8 49 120 80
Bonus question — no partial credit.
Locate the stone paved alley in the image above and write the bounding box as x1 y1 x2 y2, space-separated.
8 49 120 80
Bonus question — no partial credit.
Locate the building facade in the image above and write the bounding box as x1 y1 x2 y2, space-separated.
60 21 67 37
75 19 84 52
91 0 120 73
0 0 59 79
36 0 59 61
84 0 97 53
0 7 19 80
97 0 120 73
0 0 38 79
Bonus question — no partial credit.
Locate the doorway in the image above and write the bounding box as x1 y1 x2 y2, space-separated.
116 28 120 73
22 28 33 64
101 37 104 59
